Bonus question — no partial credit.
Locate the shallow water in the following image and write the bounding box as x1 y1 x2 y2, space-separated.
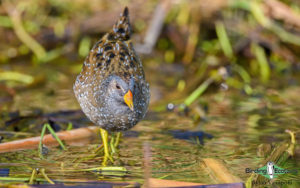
0 64 299 187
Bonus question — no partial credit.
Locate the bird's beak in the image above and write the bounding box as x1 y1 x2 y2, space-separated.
124 90 134 111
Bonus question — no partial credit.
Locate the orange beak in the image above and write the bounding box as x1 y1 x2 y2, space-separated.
124 90 134 111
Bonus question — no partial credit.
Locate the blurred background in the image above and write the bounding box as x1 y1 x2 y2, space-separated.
0 0 300 186
0 0 300 112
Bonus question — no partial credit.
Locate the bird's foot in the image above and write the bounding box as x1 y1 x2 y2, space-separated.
99 128 119 166
102 151 114 166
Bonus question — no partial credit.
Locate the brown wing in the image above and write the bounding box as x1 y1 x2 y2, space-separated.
85 34 144 81
80 5 144 83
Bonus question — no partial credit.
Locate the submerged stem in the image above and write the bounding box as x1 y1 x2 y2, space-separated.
38 124 47 159
45 123 66 150
29 168 37 184
40 168 55 184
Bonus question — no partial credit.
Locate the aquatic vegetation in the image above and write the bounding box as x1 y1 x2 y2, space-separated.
0 0 299 187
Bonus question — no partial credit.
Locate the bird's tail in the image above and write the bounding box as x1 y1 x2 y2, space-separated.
111 7 131 41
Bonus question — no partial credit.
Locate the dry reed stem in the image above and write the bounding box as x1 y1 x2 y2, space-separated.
0 126 99 153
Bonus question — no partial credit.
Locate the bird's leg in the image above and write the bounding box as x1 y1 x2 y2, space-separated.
110 132 122 154
110 133 116 154
100 128 114 166
114 132 122 148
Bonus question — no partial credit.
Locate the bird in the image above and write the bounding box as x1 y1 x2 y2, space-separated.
73 7 150 165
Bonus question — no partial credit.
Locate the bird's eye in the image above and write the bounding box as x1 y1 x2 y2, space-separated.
116 85 121 89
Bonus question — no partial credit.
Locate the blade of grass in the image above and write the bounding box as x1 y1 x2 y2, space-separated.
29 168 37 184
40 168 55 184
232 65 253 95
0 71 34 84
45 123 66 150
66 122 73 131
233 65 251 84
38 124 47 159
251 1 300 46
184 78 213 106
215 21 233 59
0 177 30 181
81 166 127 172
253 44 270 83
3 0 47 61
250 1 270 27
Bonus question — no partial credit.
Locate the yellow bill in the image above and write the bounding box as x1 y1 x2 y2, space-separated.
124 90 134 111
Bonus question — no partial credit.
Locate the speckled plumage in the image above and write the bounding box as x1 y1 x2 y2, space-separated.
74 7 149 131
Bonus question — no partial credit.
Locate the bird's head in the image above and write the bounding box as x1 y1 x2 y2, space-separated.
106 75 135 112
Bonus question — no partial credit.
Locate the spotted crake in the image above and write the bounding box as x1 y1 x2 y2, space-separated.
73 7 150 132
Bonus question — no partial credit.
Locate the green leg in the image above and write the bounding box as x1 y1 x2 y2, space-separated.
114 132 122 148
110 132 122 154
110 133 116 154
100 128 113 166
